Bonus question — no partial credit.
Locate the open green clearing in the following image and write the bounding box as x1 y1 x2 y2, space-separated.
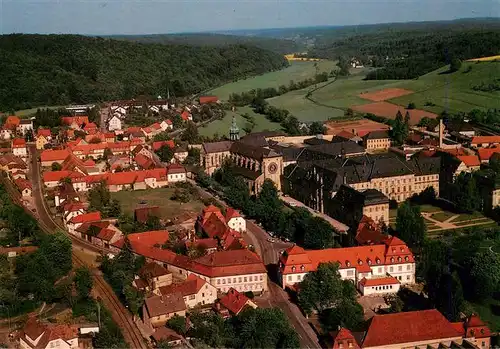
111 187 205 223
199 107 281 138
430 211 455 222
208 60 338 101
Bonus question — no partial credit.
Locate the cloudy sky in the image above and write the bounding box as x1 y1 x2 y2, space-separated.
1 0 498 35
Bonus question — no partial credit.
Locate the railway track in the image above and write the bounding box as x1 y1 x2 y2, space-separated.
3 159 148 349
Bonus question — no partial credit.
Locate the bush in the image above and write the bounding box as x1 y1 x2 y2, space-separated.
407 102 416 110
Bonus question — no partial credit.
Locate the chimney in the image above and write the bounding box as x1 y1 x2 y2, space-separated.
439 119 444 148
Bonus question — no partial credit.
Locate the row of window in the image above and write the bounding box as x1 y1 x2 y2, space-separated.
220 283 263 293
370 285 394 291
216 274 264 285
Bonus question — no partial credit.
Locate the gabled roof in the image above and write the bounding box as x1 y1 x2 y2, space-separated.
159 274 207 297
456 155 481 167
359 276 399 287
139 262 170 280
62 116 89 126
69 211 101 224
218 288 252 315
471 136 500 144
362 309 462 347
152 140 175 152
12 138 26 147
363 130 389 140
5 115 20 126
166 163 186 174
181 111 191 121
202 141 233 154
478 147 500 162
37 128 52 138
134 153 155 170
113 230 169 250
199 96 219 104
225 207 241 221
145 293 186 317
40 149 71 162
330 328 360 349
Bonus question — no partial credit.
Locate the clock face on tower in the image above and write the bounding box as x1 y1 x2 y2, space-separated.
268 162 278 174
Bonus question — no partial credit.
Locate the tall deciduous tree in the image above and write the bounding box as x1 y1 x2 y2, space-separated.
156 144 174 163
74 267 93 300
303 216 337 249
395 201 426 248
309 121 326 135
254 180 283 233
181 121 199 143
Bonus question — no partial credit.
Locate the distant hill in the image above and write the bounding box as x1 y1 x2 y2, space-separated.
108 33 303 55
0 34 289 111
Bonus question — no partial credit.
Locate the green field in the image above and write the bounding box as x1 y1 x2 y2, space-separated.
208 60 338 100
199 107 282 138
111 187 205 223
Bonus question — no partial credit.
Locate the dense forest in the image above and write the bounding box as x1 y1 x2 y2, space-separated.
0 34 288 111
308 19 500 79
109 33 302 54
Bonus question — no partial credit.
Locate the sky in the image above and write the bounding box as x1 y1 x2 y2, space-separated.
0 0 498 35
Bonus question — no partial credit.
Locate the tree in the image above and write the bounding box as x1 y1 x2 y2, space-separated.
390 110 409 145
468 250 500 300
308 121 326 135
434 271 465 321
303 216 336 249
407 102 416 109
167 314 187 335
254 180 283 233
156 144 174 163
298 263 363 331
344 108 354 118
395 201 426 248
51 162 62 171
450 58 462 72
454 173 481 213
172 114 183 128
181 121 199 143
184 147 200 165
74 267 93 300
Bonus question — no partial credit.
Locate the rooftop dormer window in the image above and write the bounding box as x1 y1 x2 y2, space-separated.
400 247 405 251
391 257 394 263
346 261 351 267
358 259 363 265
398 257 402 262
405 256 409 261
291 266 296 272
376 258 380 264
300 265 305 271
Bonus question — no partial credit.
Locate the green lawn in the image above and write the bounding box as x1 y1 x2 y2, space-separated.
472 298 500 332
14 105 64 117
453 219 496 227
111 187 205 223
208 60 338 101
419 204 443 213
430 211 456 222
450 211 487 223
198 108 282 138
307 61 500 116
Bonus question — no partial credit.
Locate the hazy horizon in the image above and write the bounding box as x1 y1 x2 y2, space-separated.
1 0 498 35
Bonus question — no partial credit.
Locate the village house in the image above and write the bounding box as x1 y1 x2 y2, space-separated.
143 292 187 328
62 116 89 130
279 236 415 296
160 119 173 131
166 163 187 183
63 201 86 222
66 211 102 235
18 119 34 135
153 140 175 152
197 205 247 250
107 115 122 131
471 135 500 148
36 129 52 150
111 233 267 294
40 149 71 167
215 288 257 318
330 310 491 349
15 178 32 197
159 273 218 308
151 327 183 347
224 207 246 232
200 141 233 175
199 96 219 105
363 130 391 151
12 138 27 158
75 220 123 249
478 146 500 163
19 317 98 349
173 146 188 163
134 261 173 293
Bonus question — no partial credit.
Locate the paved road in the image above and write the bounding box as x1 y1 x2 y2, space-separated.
190 183 320 348
27 144 148 349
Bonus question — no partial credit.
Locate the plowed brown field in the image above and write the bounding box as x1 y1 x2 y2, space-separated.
359 88 414 101
352 102 438 125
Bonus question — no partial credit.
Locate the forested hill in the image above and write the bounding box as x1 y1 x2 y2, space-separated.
109 33 303 55
0 34 289 111
308 19 500 80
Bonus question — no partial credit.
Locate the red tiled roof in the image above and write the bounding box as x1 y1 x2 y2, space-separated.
42 170 80 183
15 178 32 191
37 128 52 138
225 207 241 221
193 249 266 277
185 238 218 250
199 96 219 104
181 111 191 121
457 155 481 167
62 116 89 126
83 122 97 131
152 327 182 343
331 328 360 349
218 288 252 315
69 211 101 224
150 122 162 130
359 276 399 287
113 230 169 250
362 309 462 347
83 159 95 167
139 262 170 279
465 314 491 339
471 136 500 145
337 130 357 139
134 153 155 169
478 147 500 162
201 213 229 239
40 149 71 162
159 274 206 297
12 138 26 147
355 216 388 245
5 115 20 126
280 238 414 275
164 119 172 125
97 228 116 241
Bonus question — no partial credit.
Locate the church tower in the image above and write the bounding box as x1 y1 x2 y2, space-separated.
229 116 240 141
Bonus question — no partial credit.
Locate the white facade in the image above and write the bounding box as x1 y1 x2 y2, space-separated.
107 115 122 131
184 282 218 308
227 216 246 232
18 122 34 135
13 146 27 158
359 281 401 296
0 129 13 140
161 120 173 131
167 172 186 183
